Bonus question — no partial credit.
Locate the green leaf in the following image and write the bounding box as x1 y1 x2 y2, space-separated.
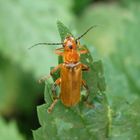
0 117 25 140
57 21 73 41
76 3 140 139
33 22 109 140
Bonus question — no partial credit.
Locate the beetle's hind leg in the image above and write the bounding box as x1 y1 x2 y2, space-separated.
82 80 94 108
47 98 58 113
48 78 61 113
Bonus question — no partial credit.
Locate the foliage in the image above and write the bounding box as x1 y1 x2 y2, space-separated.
33 21 109 140
0 0 140 140
72 0 92 16
0 117 25 140
0 0 74 139
76 3 140 140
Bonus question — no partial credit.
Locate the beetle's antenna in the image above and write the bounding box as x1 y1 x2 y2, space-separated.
76 25 98 41
28 42 63 49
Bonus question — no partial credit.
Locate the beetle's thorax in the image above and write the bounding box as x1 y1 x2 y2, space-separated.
63 36 80 63
63 50 80 63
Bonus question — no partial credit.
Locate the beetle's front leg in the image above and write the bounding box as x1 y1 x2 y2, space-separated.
79 49 88 54
48 78 61 113
38 64 62 83
55 50 63 56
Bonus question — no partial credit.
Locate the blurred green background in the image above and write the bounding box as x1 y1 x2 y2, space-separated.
0 0 140 140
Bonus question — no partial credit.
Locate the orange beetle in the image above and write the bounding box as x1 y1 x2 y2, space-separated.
29 25 96 112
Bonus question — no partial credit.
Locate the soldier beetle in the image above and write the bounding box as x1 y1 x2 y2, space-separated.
29 25 97 113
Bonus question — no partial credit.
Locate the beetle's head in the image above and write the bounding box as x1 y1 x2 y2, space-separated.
63 36 77 51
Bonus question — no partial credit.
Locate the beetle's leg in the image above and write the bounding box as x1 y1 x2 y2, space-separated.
48 78 61 113
47 98 58 113
50 64 62 76
51 78 61 99
82 80 89 101
81 64 90 100
79 49 88 54
55 50 63 56
81 63 89 71
38 64 62 83
82 80 94 108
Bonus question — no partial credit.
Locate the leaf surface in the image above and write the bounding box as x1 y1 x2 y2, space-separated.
33 21 109 140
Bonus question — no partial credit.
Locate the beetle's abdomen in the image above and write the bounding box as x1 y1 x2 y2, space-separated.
60 64 82 107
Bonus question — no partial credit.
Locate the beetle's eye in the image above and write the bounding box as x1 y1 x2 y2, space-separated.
68 45 73 49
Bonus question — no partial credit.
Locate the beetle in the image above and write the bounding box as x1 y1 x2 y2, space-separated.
29 25 97 112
